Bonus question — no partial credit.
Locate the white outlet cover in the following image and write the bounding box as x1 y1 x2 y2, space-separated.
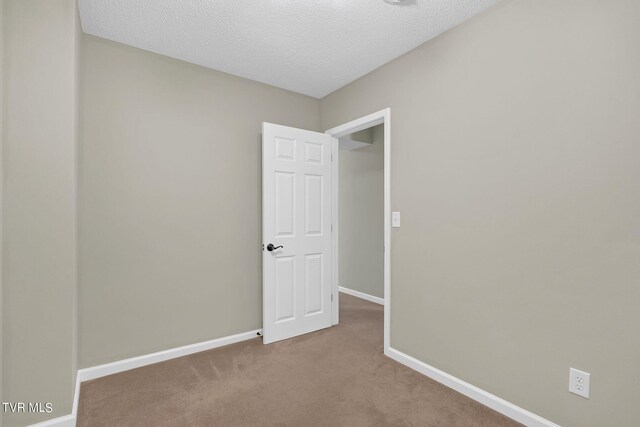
569 367 591 399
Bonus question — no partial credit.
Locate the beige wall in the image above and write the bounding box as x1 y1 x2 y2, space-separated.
0 1 4 421
79 35 320 367
339 125 384 298
2 1 79 426
321 1 640 426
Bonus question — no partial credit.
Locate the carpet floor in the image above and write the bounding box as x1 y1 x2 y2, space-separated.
77 294 521 426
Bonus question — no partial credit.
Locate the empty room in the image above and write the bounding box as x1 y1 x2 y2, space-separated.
1 0 639 426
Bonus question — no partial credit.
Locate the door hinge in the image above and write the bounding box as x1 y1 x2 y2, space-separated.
331 293 333 302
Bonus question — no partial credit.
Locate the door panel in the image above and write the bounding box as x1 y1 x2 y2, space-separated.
275 256 295 322
304 253 323 315
304 174 323 235
263 123 333 344
275 172 295 237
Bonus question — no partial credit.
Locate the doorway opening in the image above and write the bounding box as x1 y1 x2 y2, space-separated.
325 108 391 354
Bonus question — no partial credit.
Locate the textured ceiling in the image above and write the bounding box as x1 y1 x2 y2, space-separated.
78 0 497 98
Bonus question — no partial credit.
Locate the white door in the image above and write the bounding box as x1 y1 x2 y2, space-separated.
262 123 333 344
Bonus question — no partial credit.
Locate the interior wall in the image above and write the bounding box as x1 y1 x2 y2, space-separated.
0 1 4 423
79 35 320 367
339 124 384 299
2 1 79 426
320 1 640 426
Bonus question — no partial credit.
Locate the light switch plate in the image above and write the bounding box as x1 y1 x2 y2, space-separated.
569 367 590 399
392 211 401 228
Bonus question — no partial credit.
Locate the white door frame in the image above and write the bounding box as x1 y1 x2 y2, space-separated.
324 108 391 354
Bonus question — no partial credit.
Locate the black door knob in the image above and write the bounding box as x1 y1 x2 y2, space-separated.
267 243 283 252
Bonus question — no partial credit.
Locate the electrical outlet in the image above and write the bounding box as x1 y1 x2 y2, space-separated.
569 368 590 399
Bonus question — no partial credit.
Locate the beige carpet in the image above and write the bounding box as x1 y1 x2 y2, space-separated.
77 294 521 426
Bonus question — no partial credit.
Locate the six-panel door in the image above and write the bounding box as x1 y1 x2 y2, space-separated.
262 123 333 344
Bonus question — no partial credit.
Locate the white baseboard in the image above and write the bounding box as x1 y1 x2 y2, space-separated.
385 347 559 427
33 329 556 427
28 414 76 427
339 286 384 305
71 373 81 424
78 329 262 382
26 375 80 427
29 329 262 427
